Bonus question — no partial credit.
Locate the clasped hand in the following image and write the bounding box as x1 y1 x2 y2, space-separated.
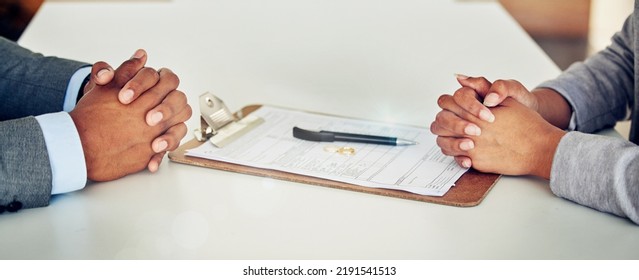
70 50 192 181
430 75 567 179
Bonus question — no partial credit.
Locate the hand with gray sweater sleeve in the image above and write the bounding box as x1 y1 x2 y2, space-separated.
538 14 639 223
430 11 639 224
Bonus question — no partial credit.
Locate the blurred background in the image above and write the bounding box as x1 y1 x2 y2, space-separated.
0 0 633 70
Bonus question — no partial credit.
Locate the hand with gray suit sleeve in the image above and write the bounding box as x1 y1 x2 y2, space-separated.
0 38 191 211
0 37 88 210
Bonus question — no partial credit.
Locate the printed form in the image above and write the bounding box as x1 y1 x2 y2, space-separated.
186 106 468 196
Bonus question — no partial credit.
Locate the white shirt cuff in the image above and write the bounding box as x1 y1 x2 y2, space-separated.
35 112 87 195
63 66 91 112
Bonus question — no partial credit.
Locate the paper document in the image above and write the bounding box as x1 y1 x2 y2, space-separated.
186 106 468 196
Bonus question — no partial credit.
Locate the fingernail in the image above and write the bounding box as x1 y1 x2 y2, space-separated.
464 124 481 136
131 49 145 59
479 109 495 123
483 93 500 107
455 73 469 80
460 140 474 151
150 111 163 126
155 140 168 152
96 68 110 79
148 161 159 173
461 159 472 168
120 89 134 104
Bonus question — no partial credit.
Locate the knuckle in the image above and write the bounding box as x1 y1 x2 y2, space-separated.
161 68 180 87
452 90 467 101
437 95 450 108
436 136 455 152
163 91 188 115
164 125 188 150
177 123 188 138
173 73 180 86
493 79 506 86
184 105 193 120
434 111 444 123
435 111 454 127
492 79 508 91
159 67 173 74
176 105 193 123
493 80 506 88
454 87 476 101
453 87 466 98
430 122 441 135
174 90 187 104
141 67 160 80
478 77 491 86
510 79 524 89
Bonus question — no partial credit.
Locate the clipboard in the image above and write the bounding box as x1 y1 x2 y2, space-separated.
169 93 500 207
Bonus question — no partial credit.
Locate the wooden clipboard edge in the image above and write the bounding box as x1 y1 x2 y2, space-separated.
169 104 501 207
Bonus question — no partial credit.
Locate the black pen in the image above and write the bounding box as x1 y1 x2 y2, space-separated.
292 127 418 146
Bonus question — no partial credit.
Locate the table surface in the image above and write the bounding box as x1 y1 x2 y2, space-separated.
3 0 638 259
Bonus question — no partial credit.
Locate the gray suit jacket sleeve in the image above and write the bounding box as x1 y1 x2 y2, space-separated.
0 117 53 208
0 37 89 120
1 37 88 209
537 14 639 223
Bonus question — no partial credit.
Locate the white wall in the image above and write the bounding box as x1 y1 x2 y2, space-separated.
589 0 633 54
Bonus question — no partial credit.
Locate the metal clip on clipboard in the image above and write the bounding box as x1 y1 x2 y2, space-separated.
194 92 264 148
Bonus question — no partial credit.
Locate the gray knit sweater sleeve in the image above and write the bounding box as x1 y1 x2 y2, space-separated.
537 14 639 224
551 132 639 223
538 16 634 133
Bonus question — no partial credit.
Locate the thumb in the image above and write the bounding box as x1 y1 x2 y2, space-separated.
93 64 114 86
482 92 506 107
83 61 114 94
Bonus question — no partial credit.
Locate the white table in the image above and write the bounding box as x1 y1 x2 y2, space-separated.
4 0 638 259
